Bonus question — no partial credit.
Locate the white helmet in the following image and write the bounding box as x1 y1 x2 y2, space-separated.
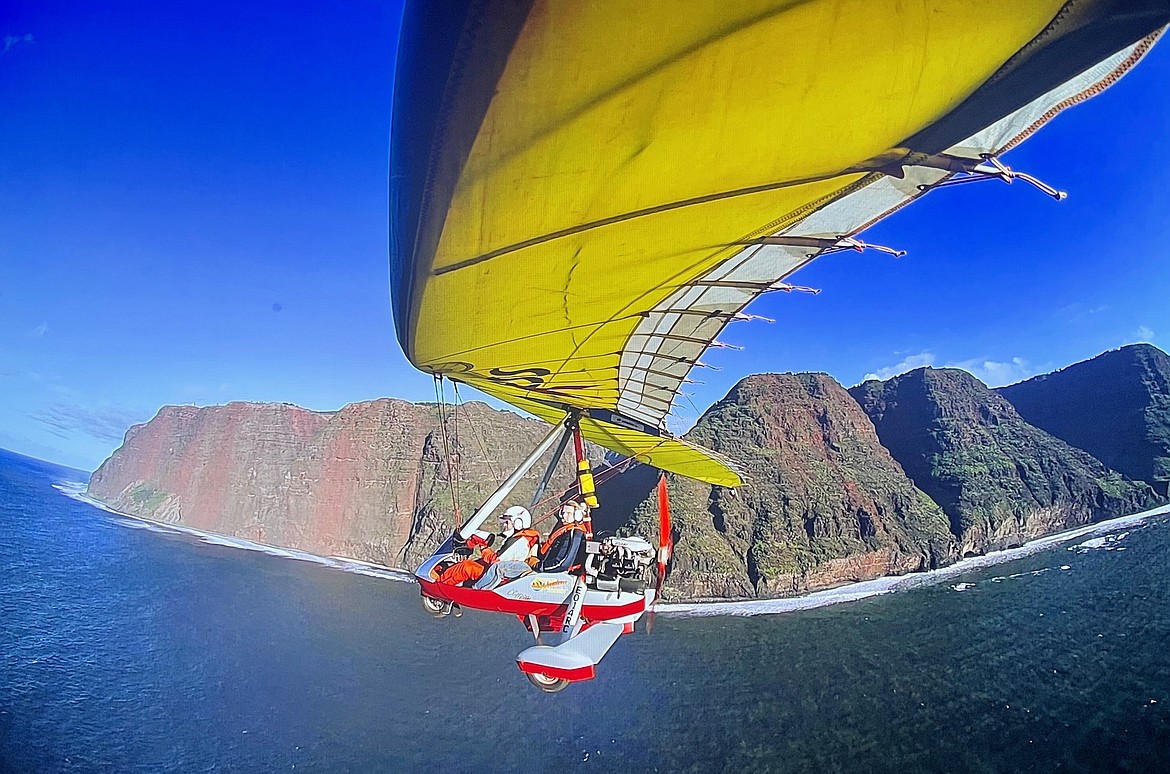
501 505 531 532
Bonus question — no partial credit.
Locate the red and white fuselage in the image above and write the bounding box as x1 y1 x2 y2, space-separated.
415 541 652 684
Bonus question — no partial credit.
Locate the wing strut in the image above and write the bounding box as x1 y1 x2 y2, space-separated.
570 418 598 538
457 414 572 540
530 428 573 509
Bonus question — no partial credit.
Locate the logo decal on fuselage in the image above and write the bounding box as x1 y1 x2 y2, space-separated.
531 578 569 591
561 581 585 633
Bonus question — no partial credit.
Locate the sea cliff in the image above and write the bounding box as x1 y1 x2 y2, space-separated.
88 399 590 568
89 346 1170 600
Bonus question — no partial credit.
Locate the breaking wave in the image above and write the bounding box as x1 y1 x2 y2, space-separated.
53 483 414 583
1069 531 1131 553
659 503 1169 618
53 481 1167 617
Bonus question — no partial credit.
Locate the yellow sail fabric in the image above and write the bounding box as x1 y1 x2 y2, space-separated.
390 1 1168 486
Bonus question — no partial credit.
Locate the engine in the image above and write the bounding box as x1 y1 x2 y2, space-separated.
585 536 655 593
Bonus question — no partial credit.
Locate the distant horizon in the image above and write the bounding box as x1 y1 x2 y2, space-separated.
16 340 1162 473
0 445 90 476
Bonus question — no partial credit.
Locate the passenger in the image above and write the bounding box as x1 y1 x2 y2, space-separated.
537 501 590 574
436 533 496 586
473 505 542 589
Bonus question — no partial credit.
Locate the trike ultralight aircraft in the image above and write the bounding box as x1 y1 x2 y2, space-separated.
388 0 1170 691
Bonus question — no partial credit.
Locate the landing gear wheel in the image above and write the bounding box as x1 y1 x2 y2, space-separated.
525 671 570 693
420 595 449 618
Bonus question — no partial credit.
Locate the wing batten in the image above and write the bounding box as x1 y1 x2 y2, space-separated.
391 1 1169 485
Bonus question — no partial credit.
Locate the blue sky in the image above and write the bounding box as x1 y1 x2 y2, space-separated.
3 3 1168 471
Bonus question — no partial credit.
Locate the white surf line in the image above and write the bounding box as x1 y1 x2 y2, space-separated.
54 480 1168 613
659 503 1170 618
54 482 141 519
54 482 414 583
1068 530 1132 552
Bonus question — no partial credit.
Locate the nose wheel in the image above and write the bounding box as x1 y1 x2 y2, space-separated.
420 594 449 618
525 671 570 693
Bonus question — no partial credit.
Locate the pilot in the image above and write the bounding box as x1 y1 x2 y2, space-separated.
436 533 497 586
473 505 542 589
537 501 590 574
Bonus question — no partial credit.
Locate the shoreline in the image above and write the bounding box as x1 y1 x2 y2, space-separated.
52 481 415 583
659 503 1170 617
55 480 1168 618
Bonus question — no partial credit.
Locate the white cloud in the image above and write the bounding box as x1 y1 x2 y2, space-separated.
31 322 48 337
31 403 152 443
943 357 1036 387
1134 325 1155 343
1056 302 1109 322
862 352 1039 387
863 352 935 382
2 33 34 57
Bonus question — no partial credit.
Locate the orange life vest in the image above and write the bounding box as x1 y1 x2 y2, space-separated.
540 522 587 555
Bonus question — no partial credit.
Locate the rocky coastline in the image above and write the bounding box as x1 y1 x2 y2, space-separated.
88 344 1170 601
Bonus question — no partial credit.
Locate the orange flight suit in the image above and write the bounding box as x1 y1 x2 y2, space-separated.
437 545 498 586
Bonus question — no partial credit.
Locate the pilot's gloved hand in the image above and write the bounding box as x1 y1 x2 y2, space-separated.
451 531 472 556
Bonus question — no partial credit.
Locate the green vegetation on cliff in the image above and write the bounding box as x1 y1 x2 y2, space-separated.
88 346 1170 602
127 483 171 513
851 368 1157 554
999 343 1170 496
628 373 954 599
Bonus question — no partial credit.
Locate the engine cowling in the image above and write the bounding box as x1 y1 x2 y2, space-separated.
585 536 655 592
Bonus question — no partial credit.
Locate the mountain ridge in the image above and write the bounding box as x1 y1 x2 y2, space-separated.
998 343 1170 497
850 367 1156 556
87 346 1170 600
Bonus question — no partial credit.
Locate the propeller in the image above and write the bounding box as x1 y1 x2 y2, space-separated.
646 471 673 634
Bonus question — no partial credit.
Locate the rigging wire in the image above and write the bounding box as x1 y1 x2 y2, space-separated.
449 379 463 482
526 453 636 531
681 391 707 428
432 375 462 522
431 381 645 535
453 381 502 483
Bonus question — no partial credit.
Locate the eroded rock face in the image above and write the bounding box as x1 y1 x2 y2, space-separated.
87 357 1168 602
998 343 1170 497
627 373 956 600
87 399 585 567
851 368 1157 556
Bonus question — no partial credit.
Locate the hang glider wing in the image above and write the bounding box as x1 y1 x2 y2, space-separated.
389 0 1169 487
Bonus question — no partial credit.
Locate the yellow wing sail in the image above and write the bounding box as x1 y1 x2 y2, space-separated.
390 1 1168 486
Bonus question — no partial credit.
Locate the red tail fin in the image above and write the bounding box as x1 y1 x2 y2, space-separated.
648 472 672 634
656 472 672 580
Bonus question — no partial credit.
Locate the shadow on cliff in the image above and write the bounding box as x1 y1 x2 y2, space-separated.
592 463 659 535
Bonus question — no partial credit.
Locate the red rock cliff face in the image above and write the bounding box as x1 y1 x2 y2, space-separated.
87 399 586 567
87 365 1164 602
625 373 957 600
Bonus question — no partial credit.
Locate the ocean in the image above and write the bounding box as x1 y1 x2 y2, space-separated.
2 447 1168 773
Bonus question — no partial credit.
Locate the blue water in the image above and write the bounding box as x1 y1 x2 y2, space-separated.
2 447 1169 773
